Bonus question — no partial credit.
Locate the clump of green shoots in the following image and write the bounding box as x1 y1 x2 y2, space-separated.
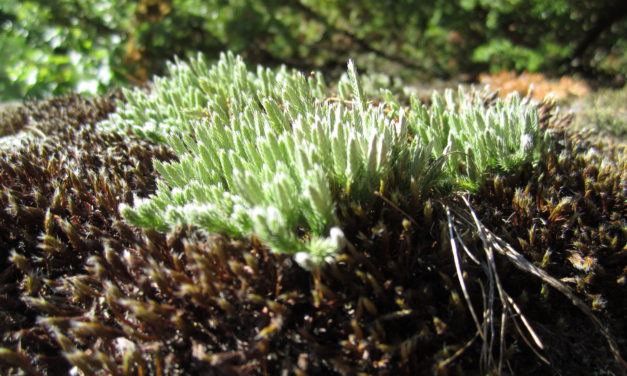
99 52 548 265
381 87 549 190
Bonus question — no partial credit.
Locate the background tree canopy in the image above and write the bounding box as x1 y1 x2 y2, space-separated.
1 0 625 100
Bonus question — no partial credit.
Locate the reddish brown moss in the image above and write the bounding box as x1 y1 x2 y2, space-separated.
0 92 174 374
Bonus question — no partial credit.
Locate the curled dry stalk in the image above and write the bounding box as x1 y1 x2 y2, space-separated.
443 195 627 374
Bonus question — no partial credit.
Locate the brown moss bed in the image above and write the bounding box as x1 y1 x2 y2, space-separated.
0 93 625 375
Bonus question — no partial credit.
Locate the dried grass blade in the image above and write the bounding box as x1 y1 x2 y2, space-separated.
445 206 484 338
462 196 627 370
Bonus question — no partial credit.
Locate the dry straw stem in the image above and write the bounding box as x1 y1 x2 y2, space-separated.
446 195 626 371
445 201 548 375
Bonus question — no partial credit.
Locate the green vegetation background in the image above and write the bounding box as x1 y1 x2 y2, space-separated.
1 0 626 101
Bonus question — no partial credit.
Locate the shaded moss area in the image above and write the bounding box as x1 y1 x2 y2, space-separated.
0 94 625 375
0 103 25 138
0 93 175 374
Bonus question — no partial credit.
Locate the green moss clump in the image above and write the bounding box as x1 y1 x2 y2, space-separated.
100 53 549 264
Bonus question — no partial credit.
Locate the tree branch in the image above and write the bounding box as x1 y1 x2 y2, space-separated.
566 1 627 68
289 0 431 73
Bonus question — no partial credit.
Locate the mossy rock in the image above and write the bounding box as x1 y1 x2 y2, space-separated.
0 87 625 375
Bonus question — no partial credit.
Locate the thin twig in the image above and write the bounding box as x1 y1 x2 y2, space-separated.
437 333 480 370
445 206 484 339
505 294 544 350
290 0 432 73
374 191 419 227
451 224 481 265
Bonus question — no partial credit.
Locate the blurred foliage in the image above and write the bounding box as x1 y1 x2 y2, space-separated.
1 0 626 100
573 85 627 140
0 0 133 99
